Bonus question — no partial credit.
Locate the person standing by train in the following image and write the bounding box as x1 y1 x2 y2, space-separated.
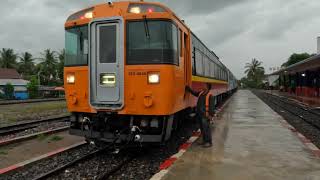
185 83 213 148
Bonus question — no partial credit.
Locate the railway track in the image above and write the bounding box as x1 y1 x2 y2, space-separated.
32 138 138 180
262 92 320 130
0 98 65 106
0 116 70 146
0 115 70 136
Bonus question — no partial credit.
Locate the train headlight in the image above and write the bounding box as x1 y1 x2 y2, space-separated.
100 73 116 87
148 73 160 84
129 6 141 14
67 73 75 84
84 11 93 19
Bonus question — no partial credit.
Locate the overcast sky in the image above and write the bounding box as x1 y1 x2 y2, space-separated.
1 0 320 78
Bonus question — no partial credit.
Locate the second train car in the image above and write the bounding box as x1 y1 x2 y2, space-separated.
64 1 237 144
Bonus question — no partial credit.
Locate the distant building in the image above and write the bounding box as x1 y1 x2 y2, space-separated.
0 68 29 99
38 86 65 98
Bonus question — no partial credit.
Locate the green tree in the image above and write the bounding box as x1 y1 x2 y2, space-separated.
282 53 315 67
57 49 65 84
27 76 39 99
18 52 35 79
0 48 18 69
244 58 265 88
4 83 14 99
38 49 58 85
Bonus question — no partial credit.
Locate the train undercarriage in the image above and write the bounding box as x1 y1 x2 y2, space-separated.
69 90 237 145
69 112 178 145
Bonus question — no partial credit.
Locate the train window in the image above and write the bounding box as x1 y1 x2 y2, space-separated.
195 51 203 75
210 62 214 78
192 49 196 75
127 20 178 65
65 26 88 66
99 25 117 63
179 29 183 57
172 25 179 65
216 65 219 78
204 58 210 77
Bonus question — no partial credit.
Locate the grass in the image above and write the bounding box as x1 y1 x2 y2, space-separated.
37 134 64 143
0 150 8 155
37 134 49 141
0 148 9 155
49 135 64 142
0 101 69 127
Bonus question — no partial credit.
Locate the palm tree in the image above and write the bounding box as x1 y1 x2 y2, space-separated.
244 58 265 78
18 52 35 79
57 49 65 81
244 58 265 88
38 49 58 85
0 48 18 69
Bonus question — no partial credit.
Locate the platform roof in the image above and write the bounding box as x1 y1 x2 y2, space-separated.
272 54 320 75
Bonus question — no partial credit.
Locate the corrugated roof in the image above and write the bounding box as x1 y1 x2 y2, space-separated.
0 79 29 86
272 54 320 75
285 54 320 70
0 68 20 79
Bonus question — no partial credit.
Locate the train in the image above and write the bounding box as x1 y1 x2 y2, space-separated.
64 1 237 144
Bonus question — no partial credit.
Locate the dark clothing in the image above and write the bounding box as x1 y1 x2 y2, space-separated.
189 90 207 117
186 86 212 144
197 115 212 144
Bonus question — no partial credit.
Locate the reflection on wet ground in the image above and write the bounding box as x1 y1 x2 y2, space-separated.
163 90 320 180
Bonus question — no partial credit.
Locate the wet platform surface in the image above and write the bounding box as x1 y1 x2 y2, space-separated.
162 90 320 180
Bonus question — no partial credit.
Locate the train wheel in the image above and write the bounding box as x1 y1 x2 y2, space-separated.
86 138 106 148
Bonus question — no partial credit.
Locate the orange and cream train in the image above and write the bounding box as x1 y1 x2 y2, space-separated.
64 1 237 144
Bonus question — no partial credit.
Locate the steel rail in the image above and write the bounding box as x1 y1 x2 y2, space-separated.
32 130 139 180
262 92 320 130
0 115 70 136
0 98 65 106
33 147 104 180
96 156 135 180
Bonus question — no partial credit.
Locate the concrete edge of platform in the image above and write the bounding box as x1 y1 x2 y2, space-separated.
0 126 70 147
279 119 320 158
150 96 233 180
0 141 87 175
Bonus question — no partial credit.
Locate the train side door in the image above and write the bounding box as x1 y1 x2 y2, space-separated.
89 19 124 109
184 33 189 86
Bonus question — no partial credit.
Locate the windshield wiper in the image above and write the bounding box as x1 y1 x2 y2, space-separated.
143 15 150 39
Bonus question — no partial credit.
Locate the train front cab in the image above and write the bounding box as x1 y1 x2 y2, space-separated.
64 2 193 144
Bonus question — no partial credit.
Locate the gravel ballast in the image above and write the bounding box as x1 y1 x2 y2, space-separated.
2 144 95 180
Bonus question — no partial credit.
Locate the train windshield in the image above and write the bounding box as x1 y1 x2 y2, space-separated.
127 20 178 65
65 26 89 66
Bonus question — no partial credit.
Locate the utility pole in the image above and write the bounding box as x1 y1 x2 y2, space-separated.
38 71 42 86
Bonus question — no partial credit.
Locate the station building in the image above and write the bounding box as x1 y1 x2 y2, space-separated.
0 68 29 99
277 54 320 97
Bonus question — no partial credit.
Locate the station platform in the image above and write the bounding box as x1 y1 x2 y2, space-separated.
161 90 320 180
265 90 320 108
